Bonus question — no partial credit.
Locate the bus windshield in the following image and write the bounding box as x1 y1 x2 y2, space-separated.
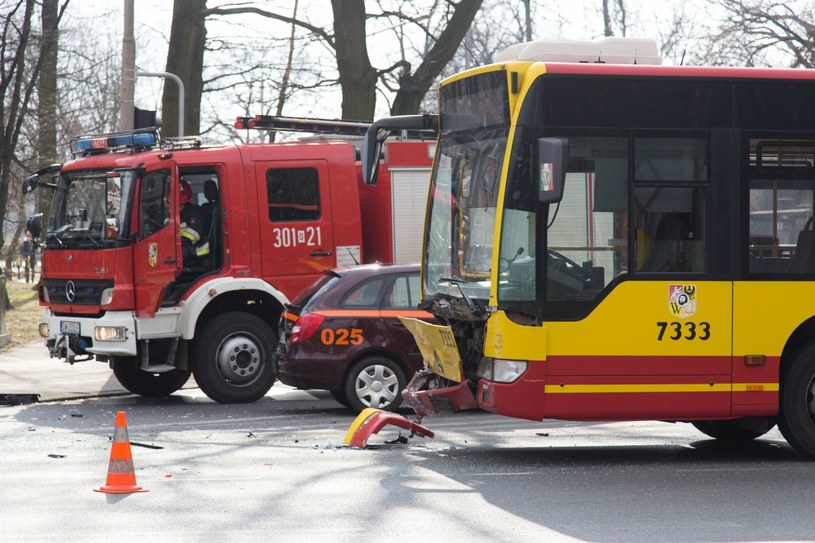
46 169 135 249
423 70 510 305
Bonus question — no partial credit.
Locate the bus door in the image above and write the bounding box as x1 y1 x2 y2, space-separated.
134 167 179 317
539 134 732 420
734 137 815 416
256 160 336 299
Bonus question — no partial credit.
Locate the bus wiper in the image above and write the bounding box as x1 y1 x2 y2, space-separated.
440 275 484 317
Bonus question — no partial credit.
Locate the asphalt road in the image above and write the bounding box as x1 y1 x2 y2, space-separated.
2 342 815 542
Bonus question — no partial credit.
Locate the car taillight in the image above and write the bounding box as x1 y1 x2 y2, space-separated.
290 313 325 344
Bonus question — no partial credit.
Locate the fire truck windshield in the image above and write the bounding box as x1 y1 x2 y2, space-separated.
46 169 135 248
423 69 510 306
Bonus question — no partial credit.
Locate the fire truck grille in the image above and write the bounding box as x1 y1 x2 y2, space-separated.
44 279 114 306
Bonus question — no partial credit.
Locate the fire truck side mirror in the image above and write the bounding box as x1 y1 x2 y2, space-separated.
22 163 62 194
22 175 38 195
537 138 569 204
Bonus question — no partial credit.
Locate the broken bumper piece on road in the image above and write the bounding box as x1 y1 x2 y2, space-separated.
344 407 434 448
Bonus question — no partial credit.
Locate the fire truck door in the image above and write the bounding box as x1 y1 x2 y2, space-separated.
256 160 336 298
133 168 179 317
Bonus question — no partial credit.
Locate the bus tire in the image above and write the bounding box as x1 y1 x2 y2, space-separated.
691 418 775 441
192 312 276 404
112 357 191 397
778 343 815 458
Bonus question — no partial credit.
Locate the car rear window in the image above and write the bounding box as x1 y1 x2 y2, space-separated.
341 276 387 308
291 273 341 310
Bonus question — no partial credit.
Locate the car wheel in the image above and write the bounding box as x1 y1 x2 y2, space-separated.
691 418 775 441
344 356 406 413
112 356 191 397
330 390 351 408
192 312 276 404
778 342 815 458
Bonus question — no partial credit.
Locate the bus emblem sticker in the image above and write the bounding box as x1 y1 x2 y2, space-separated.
540 162 554 191
148 243 158 268
668 284 696 318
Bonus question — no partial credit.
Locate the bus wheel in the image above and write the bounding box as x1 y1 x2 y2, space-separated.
779 344 815 458
192 312 276 404
112 357 191 397
691 418 775 441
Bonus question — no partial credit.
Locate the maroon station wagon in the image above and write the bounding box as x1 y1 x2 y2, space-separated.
275 263 434 412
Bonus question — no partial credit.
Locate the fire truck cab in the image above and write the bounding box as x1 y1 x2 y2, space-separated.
25 119 434 403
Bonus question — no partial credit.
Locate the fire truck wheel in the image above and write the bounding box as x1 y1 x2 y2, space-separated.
112 357 192 397
344 356 406 413
778 343 815 458
192 312 277 404
691 418 776 441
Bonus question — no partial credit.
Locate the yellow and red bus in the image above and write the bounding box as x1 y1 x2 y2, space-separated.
358 38 815 457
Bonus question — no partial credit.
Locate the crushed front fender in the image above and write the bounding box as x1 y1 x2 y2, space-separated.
344 408 434 448
401 371 479 418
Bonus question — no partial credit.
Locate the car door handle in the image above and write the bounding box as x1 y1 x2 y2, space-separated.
310 250 333 257
164 257 177 264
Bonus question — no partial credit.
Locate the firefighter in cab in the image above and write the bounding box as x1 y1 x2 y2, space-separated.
179 180 210 265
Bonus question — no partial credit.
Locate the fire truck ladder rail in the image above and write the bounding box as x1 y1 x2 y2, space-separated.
234 115 371 137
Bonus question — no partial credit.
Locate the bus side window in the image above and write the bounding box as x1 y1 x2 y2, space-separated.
635 187 706 273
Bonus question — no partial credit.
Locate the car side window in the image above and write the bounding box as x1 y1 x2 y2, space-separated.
341 277 386 308
383 273 420 309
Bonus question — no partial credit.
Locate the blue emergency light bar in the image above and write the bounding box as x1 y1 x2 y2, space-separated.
74 132 157 154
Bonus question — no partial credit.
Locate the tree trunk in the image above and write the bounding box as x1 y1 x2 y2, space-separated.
331 0 378 120
390 0 482 115
0 0 36 253
37 0 59 227
162 0 207 137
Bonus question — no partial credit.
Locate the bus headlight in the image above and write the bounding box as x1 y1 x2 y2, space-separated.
39 323 49 337
477 358 527 383
95 326 127 342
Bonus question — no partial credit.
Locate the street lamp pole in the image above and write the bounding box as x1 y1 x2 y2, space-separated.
119 0 135 131
137 72 185 137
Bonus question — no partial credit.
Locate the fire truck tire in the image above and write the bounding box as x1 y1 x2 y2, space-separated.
691 418 776 442
112 357 192 397
192 312 277 404
778 343 815 458
344 356 406 413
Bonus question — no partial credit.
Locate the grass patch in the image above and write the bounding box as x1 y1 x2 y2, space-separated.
2 279 45 351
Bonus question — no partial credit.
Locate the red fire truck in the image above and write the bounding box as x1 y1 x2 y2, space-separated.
23 116 434 403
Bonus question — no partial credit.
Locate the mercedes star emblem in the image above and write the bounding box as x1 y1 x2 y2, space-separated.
66 280 76 302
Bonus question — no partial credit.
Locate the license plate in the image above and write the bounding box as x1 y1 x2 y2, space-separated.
60 321 81 335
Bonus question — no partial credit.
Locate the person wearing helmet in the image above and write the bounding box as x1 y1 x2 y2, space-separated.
179 179 210 266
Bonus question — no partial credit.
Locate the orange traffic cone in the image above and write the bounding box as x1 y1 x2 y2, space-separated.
94 411 149 494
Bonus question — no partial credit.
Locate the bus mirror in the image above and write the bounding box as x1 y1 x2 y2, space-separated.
362 135 383 186
537 138 569 204
362 114 438 186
